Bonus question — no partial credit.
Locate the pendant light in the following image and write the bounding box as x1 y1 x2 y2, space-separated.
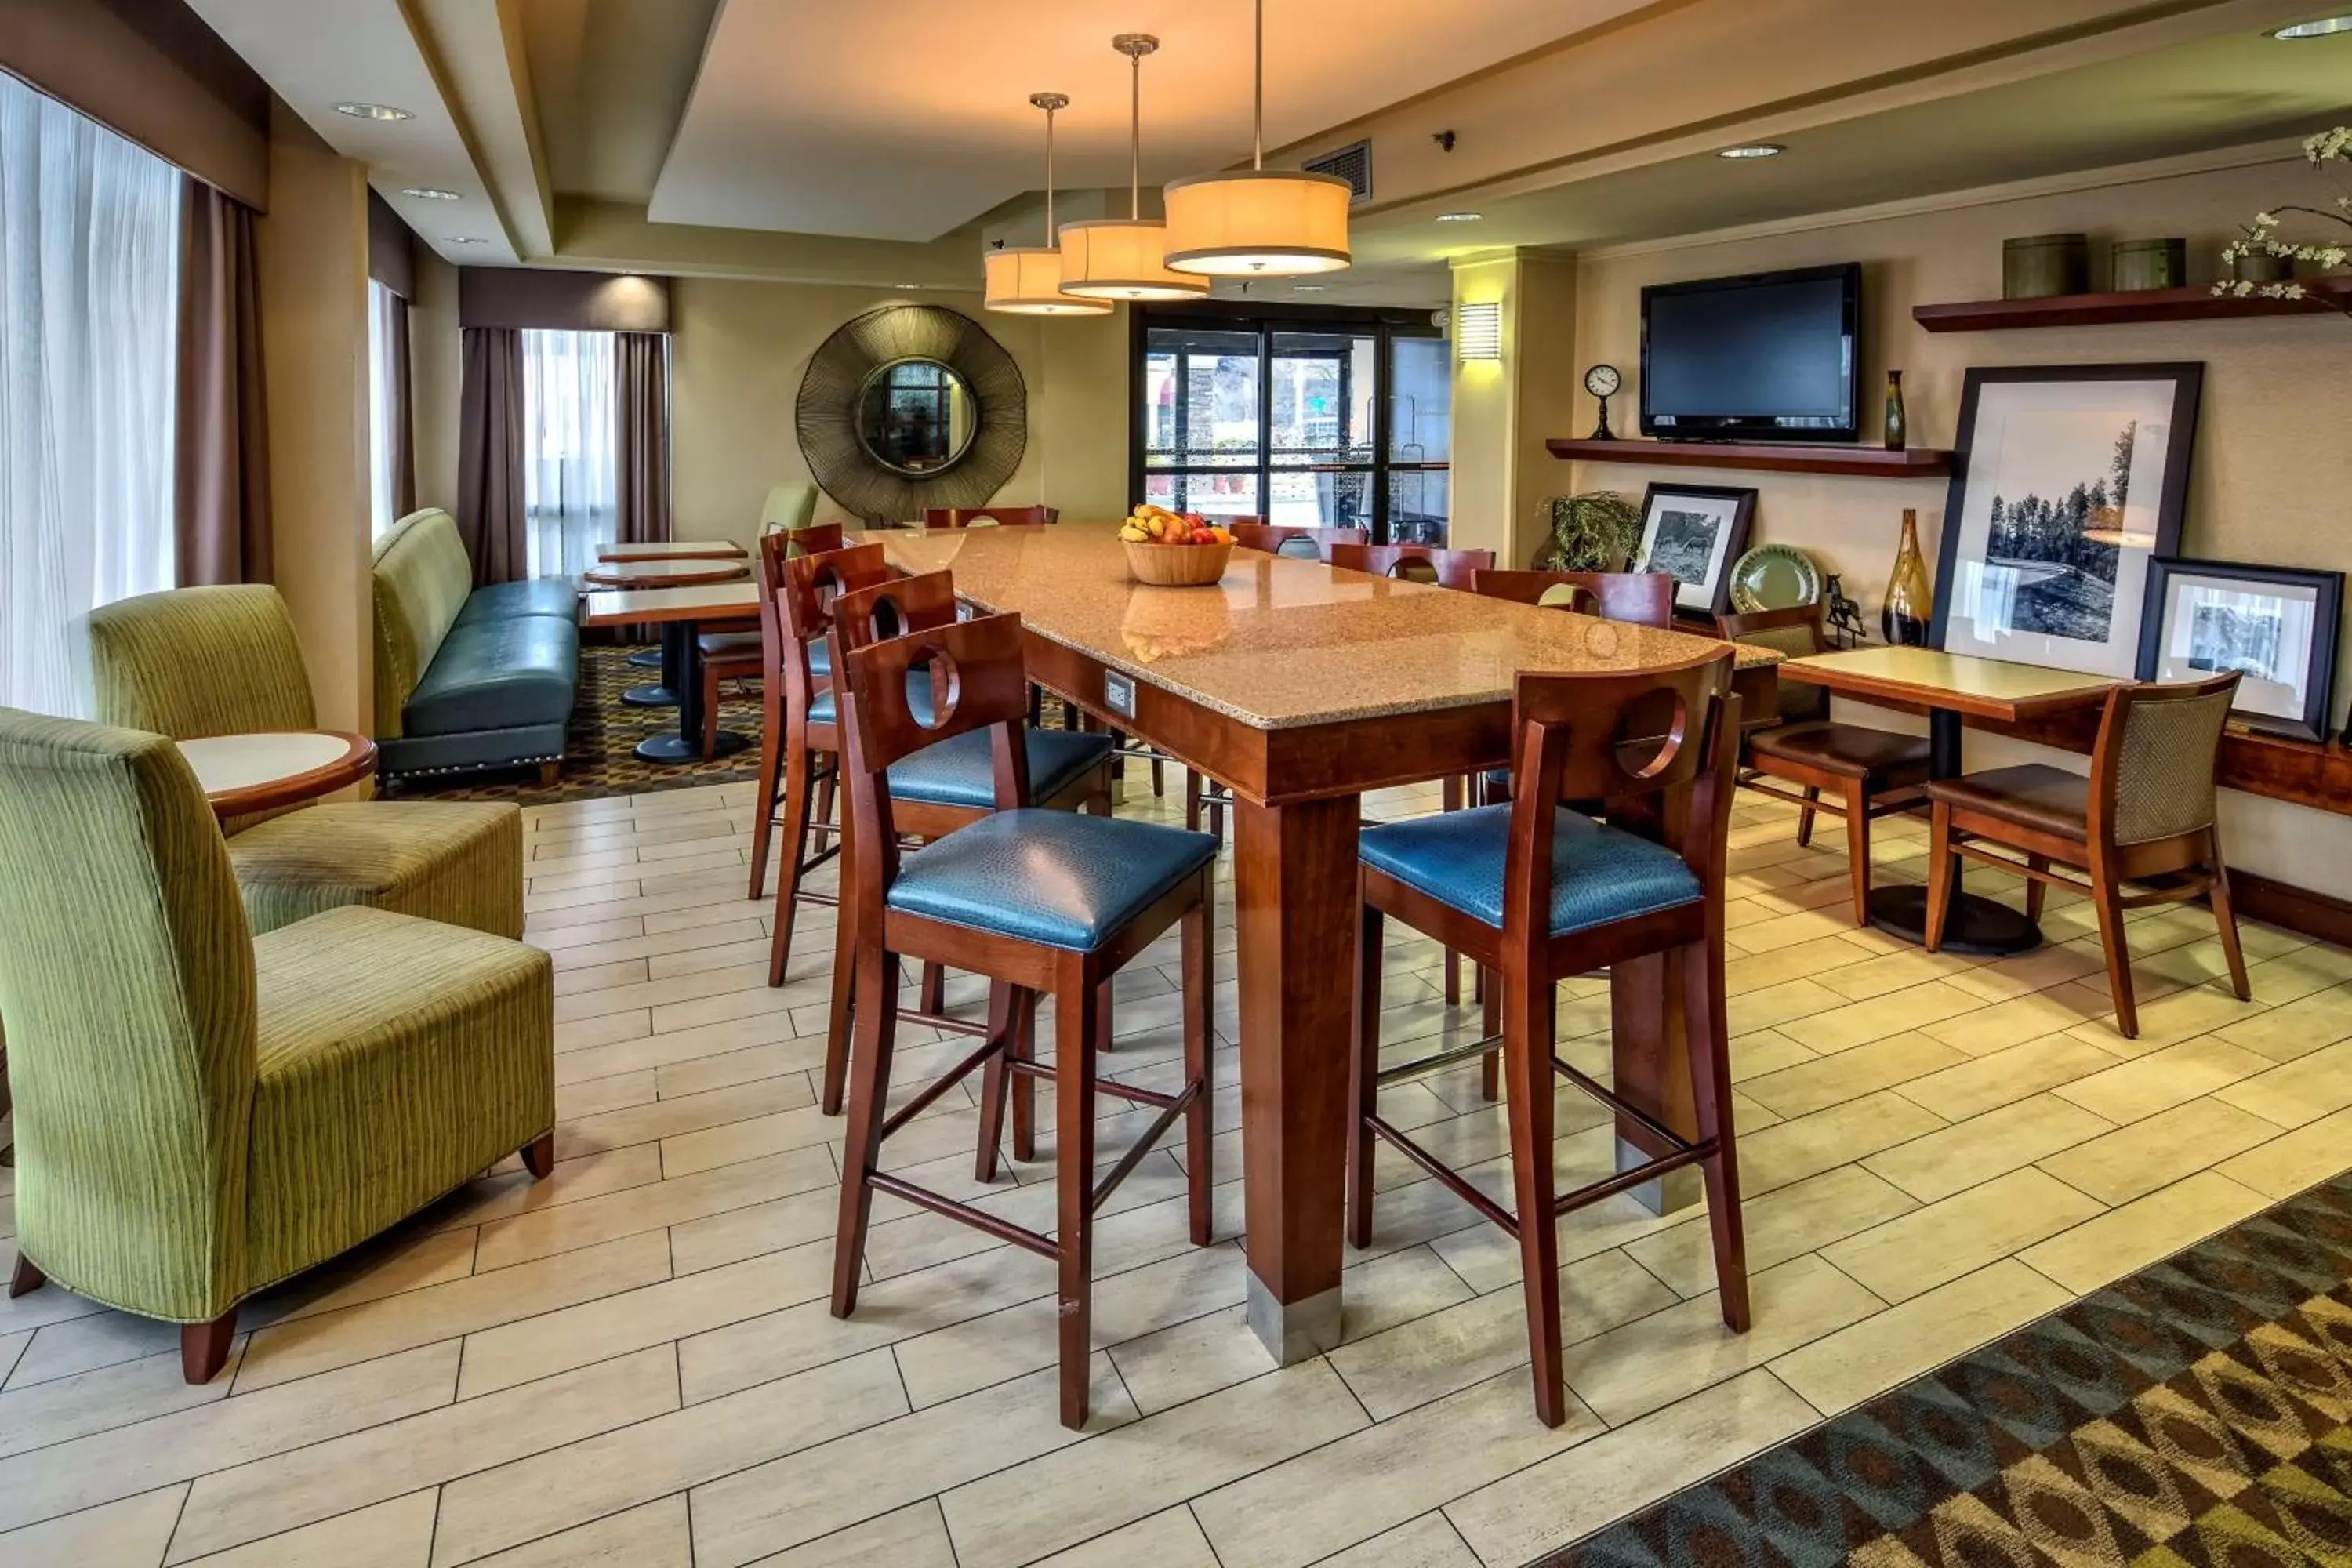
1163 0 1351 277
985 93 1112 317
1057 34 1208 302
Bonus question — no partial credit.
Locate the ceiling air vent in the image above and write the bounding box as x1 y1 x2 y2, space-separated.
1302 140 1372 204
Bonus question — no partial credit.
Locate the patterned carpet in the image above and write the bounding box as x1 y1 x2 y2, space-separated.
1548 1172 2352 1567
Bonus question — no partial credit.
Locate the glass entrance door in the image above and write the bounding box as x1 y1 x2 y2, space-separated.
1141 327 1262 523
1269 329 1376 531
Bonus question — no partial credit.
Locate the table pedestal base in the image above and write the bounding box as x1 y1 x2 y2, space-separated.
635 731 749 764
621 684 678 708
1246 1276 1341 1366
1867 885 2040 956
626 648 663 669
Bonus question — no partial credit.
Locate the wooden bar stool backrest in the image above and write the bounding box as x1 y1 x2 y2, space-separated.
1325 543 1497 590
1472 568 1675 628
771 542 889 720
826 569 960 668
832 602 1034 912
1508 645 1738 891
922 506 1059 528
1714 603 1831 724
1228 523 1369 561
2089 671 2238 852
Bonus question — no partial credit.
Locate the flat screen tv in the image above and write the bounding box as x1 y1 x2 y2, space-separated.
1639 262 1862 443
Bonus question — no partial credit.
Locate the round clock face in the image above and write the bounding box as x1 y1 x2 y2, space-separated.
1584 363 1622 397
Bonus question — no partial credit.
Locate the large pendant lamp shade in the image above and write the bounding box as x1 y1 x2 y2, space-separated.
1058 35 1207 302
1165 1 1352 277
985 93 1111 316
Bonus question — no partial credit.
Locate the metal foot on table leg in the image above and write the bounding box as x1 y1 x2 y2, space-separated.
1245 1275 1343 1365
1617 1135 1705 1217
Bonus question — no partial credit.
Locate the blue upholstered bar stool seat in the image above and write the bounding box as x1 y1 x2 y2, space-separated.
886 810 1217 951
1358 804 1702 937
888 731 1116 813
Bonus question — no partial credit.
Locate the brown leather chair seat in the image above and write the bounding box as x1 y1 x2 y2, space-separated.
1924 763 2088 840
1749 721 1932 784
697 629 761 659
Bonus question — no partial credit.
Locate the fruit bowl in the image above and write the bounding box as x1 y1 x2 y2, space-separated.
1123 539 1233 586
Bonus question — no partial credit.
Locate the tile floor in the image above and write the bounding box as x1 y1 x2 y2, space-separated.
5 769 2351 1567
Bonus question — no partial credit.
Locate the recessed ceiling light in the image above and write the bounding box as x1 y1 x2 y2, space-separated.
401 187 461 201
441 236 487 245
893 281 924 289
1292 284 1330 292
2272 15 2352 36
1435 212 1483 223
334 102 413 122
1718 143 1785 159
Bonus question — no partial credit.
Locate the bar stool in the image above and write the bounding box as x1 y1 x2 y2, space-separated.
706 524 847 762
922 505 1060 528
826 593 1218 1429
1349 646 1749 1426
1325 543 1496 589
1228 523 1367 561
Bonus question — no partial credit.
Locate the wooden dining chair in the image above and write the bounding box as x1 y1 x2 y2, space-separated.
1715 603 1930 925
922 505 1059 528
1471 568 1676 627
1924 672 2248 1040
1351 645 1748 1426
700 524 845 759
1325 543 1497 590
1228 523 1367 561
826 596 1217 1428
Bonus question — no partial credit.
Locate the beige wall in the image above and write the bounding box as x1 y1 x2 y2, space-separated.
1447 250 1581 564
1560 150 2352 887
256 99 373 736
409 248 462 512
668 279 1131 546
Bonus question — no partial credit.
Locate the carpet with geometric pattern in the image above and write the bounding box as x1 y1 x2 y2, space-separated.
1548 1172 2352 1566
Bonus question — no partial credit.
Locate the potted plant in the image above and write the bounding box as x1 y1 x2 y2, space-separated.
1534 491 1642 572
2216 127 2350 310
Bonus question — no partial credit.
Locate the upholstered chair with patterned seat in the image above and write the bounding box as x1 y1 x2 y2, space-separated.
0 710 555 1383
79 584 524 939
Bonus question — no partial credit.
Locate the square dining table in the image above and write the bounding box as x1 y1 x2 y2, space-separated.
1780 644 2122 954
848 524 1783 1363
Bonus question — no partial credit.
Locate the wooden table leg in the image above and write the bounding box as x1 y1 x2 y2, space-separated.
1232 793 1359 1364
1609 951 1703 1215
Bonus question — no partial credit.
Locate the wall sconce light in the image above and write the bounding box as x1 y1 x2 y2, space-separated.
1457 301 1502 361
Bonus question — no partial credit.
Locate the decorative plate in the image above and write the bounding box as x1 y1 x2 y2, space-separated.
1729 543 1821 613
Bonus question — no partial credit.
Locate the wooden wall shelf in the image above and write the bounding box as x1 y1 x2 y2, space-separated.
1913 276 2352 333
1545 437 1954 477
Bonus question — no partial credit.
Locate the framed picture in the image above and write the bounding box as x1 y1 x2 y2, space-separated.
1931 363 2202 678
2139 558 2343 742
1635 483 1755 617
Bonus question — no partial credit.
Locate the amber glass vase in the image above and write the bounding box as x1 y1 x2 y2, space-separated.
1882 508 1933 646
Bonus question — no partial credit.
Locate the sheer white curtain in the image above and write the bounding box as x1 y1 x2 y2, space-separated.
521 328 617 578
0 74 181 716
368 281 401 539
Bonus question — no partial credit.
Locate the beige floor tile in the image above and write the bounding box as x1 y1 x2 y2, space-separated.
1328 1247 1674 1421
474 1145 834 1272
2053 1036 2274 1126
468 1496 692 1568
1444 1369 1818 1566
2217 1105 2352 1199
1769 1260 2073 1416
167 1345 678 1563
2212 978 2352 1062
1780 982 1985 1055
2060 979 2267 1054
555 1013 815 1087
2216 1038 2352 1129
1739 1033 1966 1119
430 1349 905 1567
1813 948 1983 1004
938 1361 1367 1568
1312 1512 1479 1568
235 1230 672 1394
1821 1167 2103 1306
1560 1254 1882 1425
186 1490 438 1567
2036 1099 2282 1206
0 1342 456 1535
431 1145 666 1232
2020 1171 2272 1295
1940 941 2108 1004
557 1073 815 1162
0 1342 236 1458
691 1356 1136 1568
1028 1507 1221 1568
748 1501 956 1568
1728 1029 1821 1082
1628 1165 1918 1299
1737 1090 1947 1196
1724 978 1848 1036
1895 1033 2121 1122
1862 1094 2113 1204
0 1483 188 1567
1918 985 2110 1056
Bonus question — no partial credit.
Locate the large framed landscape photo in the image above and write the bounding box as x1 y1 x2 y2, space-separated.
1635 483 1755 617
2140 557 2343 742
1932 363 2201 678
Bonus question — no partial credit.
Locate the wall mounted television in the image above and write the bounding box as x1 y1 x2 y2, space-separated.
1639 262 1863 443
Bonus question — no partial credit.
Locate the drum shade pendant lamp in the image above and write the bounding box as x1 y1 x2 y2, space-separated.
1057 35 1208 302
984 93 1111 316
1164 0 1352 277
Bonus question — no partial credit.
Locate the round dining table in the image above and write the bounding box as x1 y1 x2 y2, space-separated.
582 557 753 710
176 731 377 818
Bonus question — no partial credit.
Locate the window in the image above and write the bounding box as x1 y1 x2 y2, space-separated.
0 74 181 715
521 328 618 579
1135 308 1450 543
368 281 403 539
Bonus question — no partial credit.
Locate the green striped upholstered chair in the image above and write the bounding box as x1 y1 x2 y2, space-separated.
0 710 555 1382
79 584 524 939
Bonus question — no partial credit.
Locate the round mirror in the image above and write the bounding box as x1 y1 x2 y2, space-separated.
854 358 976 476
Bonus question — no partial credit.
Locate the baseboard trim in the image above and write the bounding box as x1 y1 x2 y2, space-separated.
2231 869 2352 950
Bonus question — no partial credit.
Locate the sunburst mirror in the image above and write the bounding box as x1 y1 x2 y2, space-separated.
797 306 1026 522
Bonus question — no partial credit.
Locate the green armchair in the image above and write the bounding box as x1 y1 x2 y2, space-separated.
0 710 555 1383
79 584 524 939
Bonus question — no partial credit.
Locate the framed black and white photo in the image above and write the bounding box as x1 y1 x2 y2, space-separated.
1931 364 2201 678
2140 558 2342 742
1635 483 1755 617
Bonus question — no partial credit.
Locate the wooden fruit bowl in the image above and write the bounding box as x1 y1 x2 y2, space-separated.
1123 540 1233 586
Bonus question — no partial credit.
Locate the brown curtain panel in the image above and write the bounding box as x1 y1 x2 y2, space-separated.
388 297 416 517
615 332 672 545
456 325 527 586
174 175 271 586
